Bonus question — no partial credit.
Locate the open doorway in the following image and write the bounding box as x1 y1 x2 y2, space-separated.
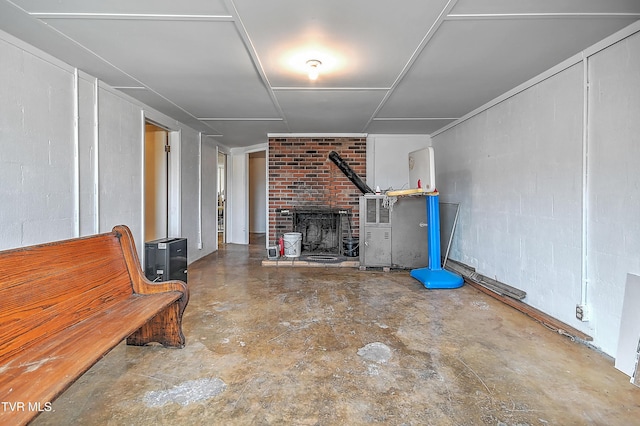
218 151 227 245
144 123 169 242
249 151 267 246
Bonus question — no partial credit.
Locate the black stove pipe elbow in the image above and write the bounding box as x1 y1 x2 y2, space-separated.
328 151 374 194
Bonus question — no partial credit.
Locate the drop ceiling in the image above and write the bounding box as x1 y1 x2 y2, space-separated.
1 0 638 147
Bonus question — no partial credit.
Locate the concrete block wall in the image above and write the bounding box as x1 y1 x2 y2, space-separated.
0 37 76 246
433 25 640 356
180 128 202 256
96 89 145 243
268 136 366 245
77 76 98 236
586 30 640 354
435 63 584 321
0 29 219 265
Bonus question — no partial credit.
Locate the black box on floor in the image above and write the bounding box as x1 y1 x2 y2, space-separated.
144 237 187 283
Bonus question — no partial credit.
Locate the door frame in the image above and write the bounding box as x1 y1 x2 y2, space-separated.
217 148 228 247
142 115 181 249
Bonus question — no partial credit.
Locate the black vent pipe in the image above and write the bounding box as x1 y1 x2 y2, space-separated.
328 151 374 194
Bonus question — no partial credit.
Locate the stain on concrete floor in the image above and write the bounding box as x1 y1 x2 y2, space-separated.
143 378 227 407
358 342 392 364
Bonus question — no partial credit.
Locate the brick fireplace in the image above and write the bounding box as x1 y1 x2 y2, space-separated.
268 136 366 253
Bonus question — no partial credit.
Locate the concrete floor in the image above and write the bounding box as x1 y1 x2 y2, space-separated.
33 236 640 425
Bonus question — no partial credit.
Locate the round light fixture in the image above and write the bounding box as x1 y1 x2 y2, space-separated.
306 59 322 80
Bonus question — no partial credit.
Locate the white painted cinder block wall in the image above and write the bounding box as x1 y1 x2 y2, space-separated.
432 23 640 356
586 29 640 356
0 30 220 264
0 36 76 245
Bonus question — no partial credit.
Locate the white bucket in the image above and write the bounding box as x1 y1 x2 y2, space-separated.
283 232 302 258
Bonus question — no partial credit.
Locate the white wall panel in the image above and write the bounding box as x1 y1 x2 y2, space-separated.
433 28 640 356
0 37 75 249
587 31 640 355
228 151 248 244
179 127 201 263
201 139 218 254
97 88 144 246
433 63 585 335
77 74 97 236
249 154 266 234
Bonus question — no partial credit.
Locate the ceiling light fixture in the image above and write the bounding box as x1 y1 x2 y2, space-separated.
306 59 322 80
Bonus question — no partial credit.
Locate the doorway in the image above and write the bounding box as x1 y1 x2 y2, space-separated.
249 151 267 246
144 123 169 242
218 151 227 245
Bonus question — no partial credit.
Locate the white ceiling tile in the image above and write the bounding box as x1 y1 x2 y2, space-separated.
378 17 639 119
0 2 141 87
451 0 640 15
233 0 452 88
202 120 289 147
39 19 280 118
275 90 387 133
11 0 230 15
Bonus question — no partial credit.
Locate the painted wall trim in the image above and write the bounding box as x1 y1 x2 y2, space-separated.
93 77 100 234
73 68 80 237
139 110 146 250
581 55 590 314
446 13 640 21
244 143 268 154
168 130 182 238
198 132 203 250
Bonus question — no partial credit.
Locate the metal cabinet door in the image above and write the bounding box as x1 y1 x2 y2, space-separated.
363 227 392 267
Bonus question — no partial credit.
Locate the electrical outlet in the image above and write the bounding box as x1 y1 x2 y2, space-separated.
576 304 590 322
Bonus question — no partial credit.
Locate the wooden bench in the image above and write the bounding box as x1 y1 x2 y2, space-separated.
0 225 189 425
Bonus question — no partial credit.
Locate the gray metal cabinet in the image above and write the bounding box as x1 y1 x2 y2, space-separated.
363 226 392 266
359 195 428 268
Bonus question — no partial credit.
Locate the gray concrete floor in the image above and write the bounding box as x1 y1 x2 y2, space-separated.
33 235 640 425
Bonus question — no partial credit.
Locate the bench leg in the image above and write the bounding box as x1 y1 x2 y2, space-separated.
126 300 186 348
